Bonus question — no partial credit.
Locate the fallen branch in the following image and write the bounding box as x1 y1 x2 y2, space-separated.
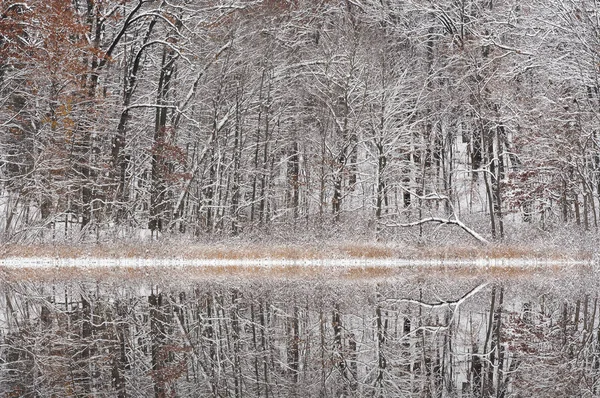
396 216 489 245
388 188 489 244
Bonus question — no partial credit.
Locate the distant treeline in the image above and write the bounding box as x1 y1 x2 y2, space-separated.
1 0 599 242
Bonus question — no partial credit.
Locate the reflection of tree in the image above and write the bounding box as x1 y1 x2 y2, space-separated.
506 295 600 396
0 277 599 396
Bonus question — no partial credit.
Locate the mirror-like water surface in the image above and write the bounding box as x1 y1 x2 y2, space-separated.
0 261 596 397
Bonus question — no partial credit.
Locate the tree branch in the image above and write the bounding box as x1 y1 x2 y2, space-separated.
387 188 489 244
390 217 489 245
98 0 146 69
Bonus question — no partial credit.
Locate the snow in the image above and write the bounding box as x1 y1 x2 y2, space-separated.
0 257 591 268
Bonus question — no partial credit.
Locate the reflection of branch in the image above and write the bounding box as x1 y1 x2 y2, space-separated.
389 283 489 333
394 283 489 309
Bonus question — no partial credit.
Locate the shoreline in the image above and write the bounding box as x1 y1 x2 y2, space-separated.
0 257 593 268
0 242 594 261
0 256 593 283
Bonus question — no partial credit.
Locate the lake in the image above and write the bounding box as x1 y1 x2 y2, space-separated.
0 259 596 397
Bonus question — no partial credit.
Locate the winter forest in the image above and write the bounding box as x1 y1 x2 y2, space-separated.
1 0 599 244
3 1 600 397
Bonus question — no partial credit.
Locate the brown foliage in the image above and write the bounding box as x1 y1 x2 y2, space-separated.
0 242 591 261
1 0 91 79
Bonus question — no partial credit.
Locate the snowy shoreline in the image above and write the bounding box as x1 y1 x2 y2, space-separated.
0 257 593 268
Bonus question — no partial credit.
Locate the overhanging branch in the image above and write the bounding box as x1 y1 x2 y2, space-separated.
391 217 489 245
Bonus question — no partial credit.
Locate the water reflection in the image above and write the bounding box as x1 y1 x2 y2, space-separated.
0 263 597 397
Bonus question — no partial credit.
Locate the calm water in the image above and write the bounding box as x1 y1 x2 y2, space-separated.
0 261 596 397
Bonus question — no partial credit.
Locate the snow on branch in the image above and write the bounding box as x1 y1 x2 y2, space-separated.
124 103 179 112
384 188 489 244
1 3 32 15
395 217 489 245
99 0 146 68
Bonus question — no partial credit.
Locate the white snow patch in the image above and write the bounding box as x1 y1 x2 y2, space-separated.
0 257 592 268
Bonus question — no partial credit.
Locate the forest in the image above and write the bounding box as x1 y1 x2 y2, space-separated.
3 1 600 396
1 0 599 245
